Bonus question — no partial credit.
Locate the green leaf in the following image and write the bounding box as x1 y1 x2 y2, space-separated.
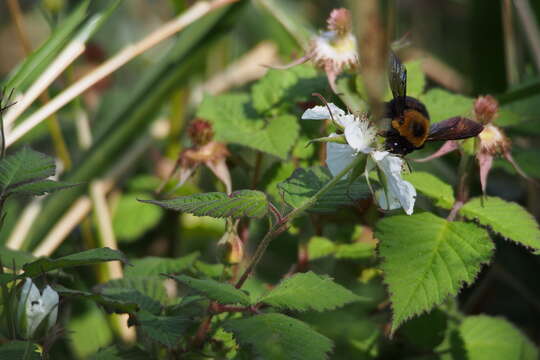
252 68 299 113
224 313 333 360
23 247 127 277
460 315 538 360
113 193 164 242
125 253 199 277
141 190 268 219
460 197 540 250
278 166 370 212
13 180 77 196
99 277 167 314
420 89 473 123
0 147 55 194
404 61 426 98
53 285 139 314
137 311 192 348
197 93 299 159
259 271 362 311
403 172 455 209
169 274 250 305
0 341 41 360
376 212 494 333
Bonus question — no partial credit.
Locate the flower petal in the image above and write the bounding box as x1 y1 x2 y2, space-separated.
343 118 375 153
301 103 345 120
326 135 356 177
375 154 416 215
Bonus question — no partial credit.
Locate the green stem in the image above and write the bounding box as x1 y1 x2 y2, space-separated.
235 154 366 288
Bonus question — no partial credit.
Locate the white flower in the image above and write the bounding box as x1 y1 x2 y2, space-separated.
17 278 59 339
301 103 375 154
302 103 416 215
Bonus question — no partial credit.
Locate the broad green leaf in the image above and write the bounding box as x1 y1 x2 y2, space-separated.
224 313 333 360
404 61 426 98
113 193 164 242
194 260 227 279
259 271 362 311
4 1 90 90
460 315 538 360
169 274 250 305
125 253 199 277
67 302 113 358
0 147 55 195
496 108 522 127
89 346 148 360
99 277 167 314
420 89 473 123
137 311 192 348
376 212 494 333
403 172 455 209
141 190 268 219
460 197 540 250
197 93 299 159
400 309 447 350
53 285 139 314
0 341 41 360
252 68 299 113
262 162 296 200
23 247 127 277
278 166 370 212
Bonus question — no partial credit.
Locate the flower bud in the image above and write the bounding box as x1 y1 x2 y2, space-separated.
188 119 214 147
42 0 65 13
327 8 352 36
217 229 244 265
17 278 59 339
474 95 498 124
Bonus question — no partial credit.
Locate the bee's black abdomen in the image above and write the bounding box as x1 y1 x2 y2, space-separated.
384 129 419 155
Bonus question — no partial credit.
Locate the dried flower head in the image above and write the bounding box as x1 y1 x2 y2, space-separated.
188 119 214 146
474 95 498 125
477 124 510 156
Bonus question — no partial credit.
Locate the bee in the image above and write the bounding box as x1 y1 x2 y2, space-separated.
383 52 484 155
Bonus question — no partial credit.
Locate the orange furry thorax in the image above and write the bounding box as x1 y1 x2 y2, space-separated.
391 109 430 148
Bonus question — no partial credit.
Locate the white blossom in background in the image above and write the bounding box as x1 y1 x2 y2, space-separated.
302 103 416 215
17 278 59 339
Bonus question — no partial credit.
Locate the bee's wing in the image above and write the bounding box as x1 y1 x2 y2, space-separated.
427 117 484 141
388 51 407 113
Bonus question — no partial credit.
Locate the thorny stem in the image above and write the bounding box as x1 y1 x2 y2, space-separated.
235 153 366 289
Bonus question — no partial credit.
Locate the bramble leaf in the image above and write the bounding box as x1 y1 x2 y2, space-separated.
169 274 250 305
224 313 333 360
460 315 538 360
0 147 53 194
113 193 164 242
460 197 540 250
403 171 455 209
125 253 199 277
420 89 473 123
258 271 362 311
53 285 139 314
99 277 167 314
376 212 493 333
140 190 268 219
197 93 299 159
137 311 192 348
23 247 127 277
278 166 370 212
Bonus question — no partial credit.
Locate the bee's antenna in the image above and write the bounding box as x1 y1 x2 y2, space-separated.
311 92 336 123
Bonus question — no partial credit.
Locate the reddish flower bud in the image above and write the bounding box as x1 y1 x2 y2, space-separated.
327 8 352 36
188 119 214 146
474 95 498 125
